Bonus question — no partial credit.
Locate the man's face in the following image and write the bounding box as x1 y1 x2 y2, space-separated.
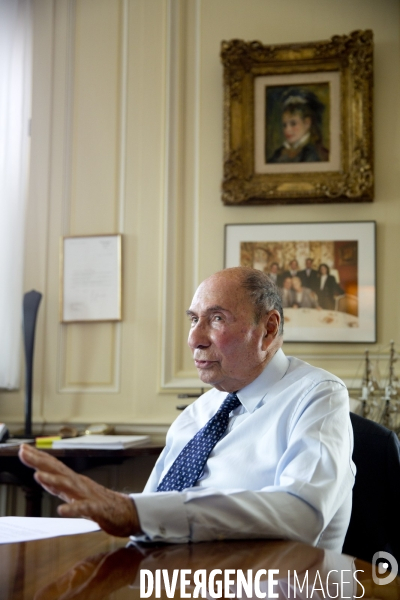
187 272 280 392
270 264 278 274
283 277 292 290
292 277 302 292
290 260 298 270
306 259 313 269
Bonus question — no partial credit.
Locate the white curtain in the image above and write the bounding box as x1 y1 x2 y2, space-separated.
0 0 32 389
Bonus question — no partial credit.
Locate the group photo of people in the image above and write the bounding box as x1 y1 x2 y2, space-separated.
240 239 359 316
270 258 343 310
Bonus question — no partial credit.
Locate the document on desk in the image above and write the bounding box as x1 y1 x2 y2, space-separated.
0 517 100 544
52 434 150 449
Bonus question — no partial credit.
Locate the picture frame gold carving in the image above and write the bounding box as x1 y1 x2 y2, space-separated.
221 30 373 205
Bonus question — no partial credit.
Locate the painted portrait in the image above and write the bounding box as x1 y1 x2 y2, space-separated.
254 71 341 175
222 33 373 204
265 84 330 165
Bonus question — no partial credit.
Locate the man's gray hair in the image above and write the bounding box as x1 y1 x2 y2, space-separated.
241 268 284 335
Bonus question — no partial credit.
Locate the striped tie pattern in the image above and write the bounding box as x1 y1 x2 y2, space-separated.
157 392 241 492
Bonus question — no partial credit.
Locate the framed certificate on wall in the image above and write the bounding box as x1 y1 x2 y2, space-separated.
60 234 122 323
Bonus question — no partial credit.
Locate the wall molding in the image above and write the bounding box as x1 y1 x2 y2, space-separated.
161 0 203 389
56 0 126 393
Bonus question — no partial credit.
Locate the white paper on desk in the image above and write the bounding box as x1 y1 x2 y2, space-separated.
52 434 150 449
0 517 100 544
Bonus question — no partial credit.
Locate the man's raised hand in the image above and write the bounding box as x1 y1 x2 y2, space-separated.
18 444 142 537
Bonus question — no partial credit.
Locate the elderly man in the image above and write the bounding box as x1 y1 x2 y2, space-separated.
291 276 319 309
19 267 354 552
280 275 295 308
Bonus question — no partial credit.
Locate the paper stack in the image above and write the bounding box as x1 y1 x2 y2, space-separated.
52 435 150 450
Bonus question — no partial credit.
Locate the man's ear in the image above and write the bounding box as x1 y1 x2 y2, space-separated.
261 310 280 350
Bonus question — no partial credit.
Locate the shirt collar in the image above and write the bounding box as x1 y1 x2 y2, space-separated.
283 132 310 150
236 348 289 414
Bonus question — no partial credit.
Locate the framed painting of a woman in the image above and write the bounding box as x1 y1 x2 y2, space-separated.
255 71 341 175
266 86 330 164
221 31 373 205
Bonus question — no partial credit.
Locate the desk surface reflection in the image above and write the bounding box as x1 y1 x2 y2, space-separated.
0 531 398 599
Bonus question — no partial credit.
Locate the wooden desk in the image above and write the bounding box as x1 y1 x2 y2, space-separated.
0 531 396 599
0 444 163 517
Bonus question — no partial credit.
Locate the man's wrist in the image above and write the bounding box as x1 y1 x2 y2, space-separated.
118 493 143 537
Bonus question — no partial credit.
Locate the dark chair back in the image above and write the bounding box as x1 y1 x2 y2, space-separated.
343 412 400 564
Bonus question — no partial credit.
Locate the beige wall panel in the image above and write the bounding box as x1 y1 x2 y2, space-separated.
53 0 124 411
168 0 400 391
70 0 122 233
122 0 182 422
158 0 203 389
2 0 400 431
40 0 173 425
62 323 116 388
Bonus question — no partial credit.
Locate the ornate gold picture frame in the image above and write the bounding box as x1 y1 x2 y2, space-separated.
221 30 373 205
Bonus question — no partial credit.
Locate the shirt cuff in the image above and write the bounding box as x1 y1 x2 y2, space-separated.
129 492 190 543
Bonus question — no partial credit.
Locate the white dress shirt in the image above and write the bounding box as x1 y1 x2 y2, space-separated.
131 350 355 552
320 274 328 290
269 272 278 283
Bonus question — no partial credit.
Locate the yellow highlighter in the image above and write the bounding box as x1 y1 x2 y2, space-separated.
35 436 62 448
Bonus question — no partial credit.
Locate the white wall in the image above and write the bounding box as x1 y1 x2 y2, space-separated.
1 0 399 434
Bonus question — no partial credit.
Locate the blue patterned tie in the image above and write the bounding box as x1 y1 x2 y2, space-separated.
157 392 241 492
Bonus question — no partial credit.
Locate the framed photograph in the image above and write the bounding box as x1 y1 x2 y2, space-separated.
225 222 376 343
221 30 373 205
60 234 122 323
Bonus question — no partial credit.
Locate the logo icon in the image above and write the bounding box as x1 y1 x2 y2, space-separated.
372 551 398 585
